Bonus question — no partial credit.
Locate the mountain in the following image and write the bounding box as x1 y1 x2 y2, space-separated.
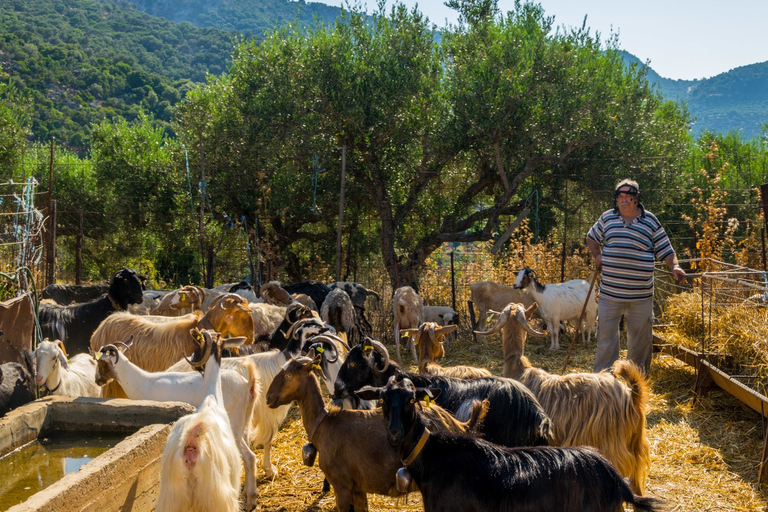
0 0 242 145
621 51 768 140
121 0 341 36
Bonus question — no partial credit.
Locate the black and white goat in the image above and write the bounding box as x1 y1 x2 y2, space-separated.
512 267 596 349
39 268 144 354
358 376 663 512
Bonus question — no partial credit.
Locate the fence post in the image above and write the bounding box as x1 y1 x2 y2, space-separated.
76 209 83 285
46 140 55 287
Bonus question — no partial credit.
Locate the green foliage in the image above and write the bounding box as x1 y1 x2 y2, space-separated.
0 0 239 146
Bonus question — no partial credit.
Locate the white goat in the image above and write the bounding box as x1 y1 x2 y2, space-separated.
248 302 287 339
31 340 101 397
469 280 534 342
166 330 309 479
96 330 260 509
512 268 596 350
392 286 424 363
422 305 459 327
156 330 251 512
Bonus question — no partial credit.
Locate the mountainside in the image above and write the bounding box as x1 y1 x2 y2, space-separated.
122 0 341 36
621 51 768 139
0 0 241 145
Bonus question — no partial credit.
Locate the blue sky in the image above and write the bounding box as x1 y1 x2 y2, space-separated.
317 0 768 81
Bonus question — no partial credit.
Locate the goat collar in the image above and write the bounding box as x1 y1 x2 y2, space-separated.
402 427 430 466
107 293 123 311
44 374 62 395
306 408 328 444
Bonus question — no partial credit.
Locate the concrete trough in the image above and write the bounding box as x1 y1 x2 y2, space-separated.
0 396 194 512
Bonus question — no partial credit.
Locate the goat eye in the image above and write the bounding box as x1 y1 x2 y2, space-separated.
349 363 356 369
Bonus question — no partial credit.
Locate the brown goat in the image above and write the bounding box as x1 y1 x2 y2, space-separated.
469 281 534 342
476 301 651 495
91 295 255 398
265 353 487 512
402 322 492 379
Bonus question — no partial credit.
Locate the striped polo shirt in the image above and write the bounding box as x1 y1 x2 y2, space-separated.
587 209 675 301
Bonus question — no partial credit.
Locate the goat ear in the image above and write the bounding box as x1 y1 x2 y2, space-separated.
354 386 381 401
435 324 458 337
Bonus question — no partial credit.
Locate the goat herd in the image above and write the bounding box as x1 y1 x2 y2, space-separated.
0 268 663 511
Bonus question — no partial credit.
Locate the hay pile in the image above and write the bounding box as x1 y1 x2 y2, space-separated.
250 326 768 511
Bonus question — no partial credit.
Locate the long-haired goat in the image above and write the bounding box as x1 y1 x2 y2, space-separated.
476 301 652 495
320 288 358 346
156 330 257 512
31 340 101 397
90 294 255 398
512 267 597 349
266 352 488 512
333 341 552 448
39 268 144 354
99 329 260 510
359 376 662 512
392 286 424 363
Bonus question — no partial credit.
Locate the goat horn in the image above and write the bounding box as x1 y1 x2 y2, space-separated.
307 336 339 363
370 340 390 374
515 306 548 337
474 306 510 335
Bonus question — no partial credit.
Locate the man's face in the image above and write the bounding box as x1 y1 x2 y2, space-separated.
616 188 638 214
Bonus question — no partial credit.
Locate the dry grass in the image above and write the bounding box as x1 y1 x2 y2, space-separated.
250 325 768 511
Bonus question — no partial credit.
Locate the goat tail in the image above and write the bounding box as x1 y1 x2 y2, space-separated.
240 359 261 435
627 493 666 512
612 359 652 495
466 399 490 433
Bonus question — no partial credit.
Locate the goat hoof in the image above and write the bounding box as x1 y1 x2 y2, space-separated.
263 464 278 478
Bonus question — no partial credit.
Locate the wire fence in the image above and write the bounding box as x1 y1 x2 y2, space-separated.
0 179 47 294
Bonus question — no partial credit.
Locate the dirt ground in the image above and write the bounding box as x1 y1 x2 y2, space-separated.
250 329 768 512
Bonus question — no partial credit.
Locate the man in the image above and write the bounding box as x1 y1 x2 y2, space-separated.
587 179 686 374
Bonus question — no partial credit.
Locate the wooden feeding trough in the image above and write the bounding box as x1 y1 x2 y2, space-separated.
653 334 768 484
0 395 194 512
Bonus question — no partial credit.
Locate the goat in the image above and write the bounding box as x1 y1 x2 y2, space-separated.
151 285 207 316
392 286 424 363
38 268 144 355
265 352 488 512
469 280 533 342
320 288 358 346
248 302 287 339
31 340 101 397
0 352 35 417
512 267 596 349
90 294 255 397
40 282 109 305
166 322 310 479
328 281 380 338
261 301 319 352
360 376 662 512
97 329 260 509
282 280 331 311
156 330 256 512
422 305 459 327
477 301 652 495
333 341 552 448
402 322 491 379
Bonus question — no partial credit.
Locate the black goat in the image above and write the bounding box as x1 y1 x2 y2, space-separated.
0 351 36 417
38 268 144 355
282 280 331 311
358 376 663 512
334 342 552 447
41 282 109 305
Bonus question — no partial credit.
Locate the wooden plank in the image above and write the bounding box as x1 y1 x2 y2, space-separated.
697 359 768 419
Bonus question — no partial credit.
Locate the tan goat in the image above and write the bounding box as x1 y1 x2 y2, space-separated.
402 322 491 379
475 302 651 495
